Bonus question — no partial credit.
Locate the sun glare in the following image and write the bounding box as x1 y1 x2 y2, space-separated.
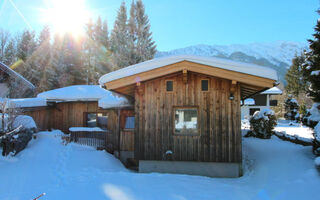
41 0 91 38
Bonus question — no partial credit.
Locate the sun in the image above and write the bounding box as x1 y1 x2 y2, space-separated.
41 0 91 38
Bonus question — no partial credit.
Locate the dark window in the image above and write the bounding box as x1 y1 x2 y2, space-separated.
166 80 173 92
86 113 97 127
249 108 260 116
174 107 198 135
97 113 108 129
201 80 209 91
86 113 108 129
124 116 135 129
251 94 267 106
269 100 278 106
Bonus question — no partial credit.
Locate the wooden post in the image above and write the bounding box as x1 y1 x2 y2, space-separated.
183 69 188 84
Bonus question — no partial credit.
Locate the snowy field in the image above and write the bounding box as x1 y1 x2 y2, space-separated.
0 130 319 200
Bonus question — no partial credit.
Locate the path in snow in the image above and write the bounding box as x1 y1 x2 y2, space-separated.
0 130 319 200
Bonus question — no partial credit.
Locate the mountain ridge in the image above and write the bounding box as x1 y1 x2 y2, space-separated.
156 41 307 84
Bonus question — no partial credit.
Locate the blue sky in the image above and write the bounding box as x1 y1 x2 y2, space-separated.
0 0 318 51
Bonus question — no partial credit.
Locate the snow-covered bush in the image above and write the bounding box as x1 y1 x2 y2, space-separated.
313 122 320 156
284 96 299 121
302 103 320 128
246 109 277 139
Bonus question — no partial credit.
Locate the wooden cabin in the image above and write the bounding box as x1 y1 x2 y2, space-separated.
99 55 278 177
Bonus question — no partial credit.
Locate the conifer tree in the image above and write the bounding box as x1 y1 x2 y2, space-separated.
4 38 16 66
110 1 131 69
16 30 37 62
303 12 320 102
285 53 306 97
135 0 156 62
127 0 138 65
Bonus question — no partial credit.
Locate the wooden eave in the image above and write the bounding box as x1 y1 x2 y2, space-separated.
104 61 276 99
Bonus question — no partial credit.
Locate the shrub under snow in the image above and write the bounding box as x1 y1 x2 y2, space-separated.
303 103 320 128
284 96 299 121
246 109 277 139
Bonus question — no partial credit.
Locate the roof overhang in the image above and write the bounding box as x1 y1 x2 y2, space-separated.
100 56 278 99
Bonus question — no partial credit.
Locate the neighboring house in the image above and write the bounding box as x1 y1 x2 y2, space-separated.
241 87 283 119
0 62 35 98
99 55 278 177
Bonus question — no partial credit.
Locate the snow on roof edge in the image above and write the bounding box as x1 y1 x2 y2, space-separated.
261 87 283 95
99 55 279 85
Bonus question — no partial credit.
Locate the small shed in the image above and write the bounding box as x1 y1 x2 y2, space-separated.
99 55 278 177
20 85 133 154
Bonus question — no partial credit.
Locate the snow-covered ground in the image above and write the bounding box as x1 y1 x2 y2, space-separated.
0 130 319 200
274 120 314 143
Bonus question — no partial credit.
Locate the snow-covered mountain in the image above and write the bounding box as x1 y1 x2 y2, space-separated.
156 41 307 84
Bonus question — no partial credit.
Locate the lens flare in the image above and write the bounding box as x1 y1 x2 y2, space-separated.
40 0 91 38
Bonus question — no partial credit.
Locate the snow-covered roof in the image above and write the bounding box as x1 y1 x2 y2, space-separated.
0 97 47 108
38 85 112 101
8 98 47 108
99 55 278 85
261 87 283 95
37 85 132 108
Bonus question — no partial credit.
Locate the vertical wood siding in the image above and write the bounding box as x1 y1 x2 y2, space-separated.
134 72 241 163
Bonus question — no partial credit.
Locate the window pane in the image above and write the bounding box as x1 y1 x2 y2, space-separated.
87 113 97 127
125 116 135 129
166 81 173 91
201 80 209 91
174 108 198 135
97 115 108 129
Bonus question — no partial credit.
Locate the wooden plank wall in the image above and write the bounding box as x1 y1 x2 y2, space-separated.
134 71 241 163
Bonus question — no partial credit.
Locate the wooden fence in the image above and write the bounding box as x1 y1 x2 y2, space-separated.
69 130 108 149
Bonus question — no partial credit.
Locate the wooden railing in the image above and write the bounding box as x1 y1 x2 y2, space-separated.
69 127 108 149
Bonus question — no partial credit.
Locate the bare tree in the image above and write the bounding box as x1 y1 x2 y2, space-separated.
0 29 10 61
0 99 21 134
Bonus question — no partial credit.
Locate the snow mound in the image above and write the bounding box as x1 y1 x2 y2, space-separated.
13 115 37 130
99 55 278 85
0 114 37 130
253 108 275 120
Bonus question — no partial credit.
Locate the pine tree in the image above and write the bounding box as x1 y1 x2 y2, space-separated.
16 30 37 62
83 17 111 84
303 11 320 102
135 0 156 62
37 26 54 92
4 38 16 66
110 1 131 69
127 0 138 65
285 52 306 97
